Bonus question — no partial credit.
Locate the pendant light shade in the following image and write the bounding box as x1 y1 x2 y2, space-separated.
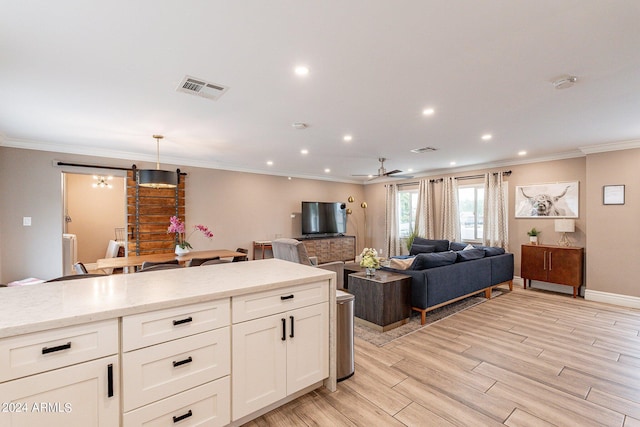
137 135 178 188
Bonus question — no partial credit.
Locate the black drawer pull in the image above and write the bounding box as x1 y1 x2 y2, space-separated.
107 364 114 397
281 318 286 341
173 409 193 423
172 356 193 367
173 316 193 326
42 342 71 355
280 294 294 301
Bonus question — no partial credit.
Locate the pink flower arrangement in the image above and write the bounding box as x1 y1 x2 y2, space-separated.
168 216 213 249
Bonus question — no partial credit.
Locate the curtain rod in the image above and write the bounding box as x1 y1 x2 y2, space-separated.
393 170 512 186
56 161 187 175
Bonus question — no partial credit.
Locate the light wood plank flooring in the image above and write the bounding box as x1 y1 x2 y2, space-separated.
245 280 640 426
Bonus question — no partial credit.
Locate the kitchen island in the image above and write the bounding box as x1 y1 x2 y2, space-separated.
0 259 337 426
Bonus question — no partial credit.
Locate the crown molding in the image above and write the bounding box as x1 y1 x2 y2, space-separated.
579 139 640 155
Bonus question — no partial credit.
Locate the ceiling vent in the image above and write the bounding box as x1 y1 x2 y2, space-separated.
411 146 438 154
176 75 229 101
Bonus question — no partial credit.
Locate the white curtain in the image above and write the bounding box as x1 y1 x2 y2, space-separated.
415 179 435 239
484 172 508 249
384 184 402 257
441 177 460 241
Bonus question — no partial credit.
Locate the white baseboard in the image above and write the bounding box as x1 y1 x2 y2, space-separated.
584 289 640 309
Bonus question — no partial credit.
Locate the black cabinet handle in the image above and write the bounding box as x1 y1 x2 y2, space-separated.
289 316 295 338
42 342 71 355
280 294 294 300
173 316 193 326
173 409 193 423
107 364 114 397
172 356 193 367
281 318 286 341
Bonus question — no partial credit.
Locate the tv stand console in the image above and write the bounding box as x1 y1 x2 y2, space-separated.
297 235 356 264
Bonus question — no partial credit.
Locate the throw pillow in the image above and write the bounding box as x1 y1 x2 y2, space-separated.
412 237 450 252
463 243 475 250
409 244 436 256
410 251 457 270
455 248 485 262
449 242 468 251
389 257 415 270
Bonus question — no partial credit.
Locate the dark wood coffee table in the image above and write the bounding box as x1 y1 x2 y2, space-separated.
348 270 411 331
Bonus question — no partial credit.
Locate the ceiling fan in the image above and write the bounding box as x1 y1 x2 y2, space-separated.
353 157 413 180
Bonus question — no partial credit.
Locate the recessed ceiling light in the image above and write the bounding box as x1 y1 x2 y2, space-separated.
367 174 373 178
294 66 309 76
343 135 353 142
422 108 435 116
300 149 308 155
450 161 456 166
518 150 527 156
287 177 292 180
481 134 492 141
407 168 413 172
324 168 331 173
267 161 274 166
292 122 308 129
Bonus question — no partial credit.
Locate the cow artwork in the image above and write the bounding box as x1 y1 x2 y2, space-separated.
515 182 579 218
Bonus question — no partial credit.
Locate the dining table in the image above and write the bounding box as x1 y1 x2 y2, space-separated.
96 249 249 273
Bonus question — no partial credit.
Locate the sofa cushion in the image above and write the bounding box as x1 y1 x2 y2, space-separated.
455 248 485 262
449 242 468 251
409 244 436 256
482 246 506 257
410 251 457 270
412 237 450 252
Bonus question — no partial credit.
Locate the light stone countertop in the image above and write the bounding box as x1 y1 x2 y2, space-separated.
0 259 335 339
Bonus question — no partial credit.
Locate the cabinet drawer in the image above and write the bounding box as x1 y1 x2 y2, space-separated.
0 319 118 382
123 377 230 427
232 281 329 323
122 299 230 352
123 328 230 411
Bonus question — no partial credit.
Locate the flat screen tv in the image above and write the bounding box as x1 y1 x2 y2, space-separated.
301 201 347 236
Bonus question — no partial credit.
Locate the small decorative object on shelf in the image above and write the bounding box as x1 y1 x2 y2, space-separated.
527 228 540 245
168 216 213 255
359 247 380 276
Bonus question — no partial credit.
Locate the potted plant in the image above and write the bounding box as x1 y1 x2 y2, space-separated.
527 227 540 245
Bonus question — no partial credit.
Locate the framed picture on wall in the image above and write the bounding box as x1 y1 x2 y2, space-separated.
603 185 625 205
515 181 579 218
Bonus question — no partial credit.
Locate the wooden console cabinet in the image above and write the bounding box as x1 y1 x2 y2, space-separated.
299 236 356 264
521 244 584 298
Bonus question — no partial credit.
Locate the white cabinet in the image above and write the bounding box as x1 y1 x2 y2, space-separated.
122 300 231 427
232 282 329 421
0 321 119 427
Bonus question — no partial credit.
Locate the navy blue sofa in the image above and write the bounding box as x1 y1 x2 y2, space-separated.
382 239 514 324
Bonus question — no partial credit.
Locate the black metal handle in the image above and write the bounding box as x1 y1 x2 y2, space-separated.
107 364 114 397
173 410 193 423
289 315 294 338
173 316 193 326
280 294 294 300
42 342 71 355
281 318 286 341
172 356 193 367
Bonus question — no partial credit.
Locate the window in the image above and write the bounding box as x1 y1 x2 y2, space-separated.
398 188 418 238
458 184 484 241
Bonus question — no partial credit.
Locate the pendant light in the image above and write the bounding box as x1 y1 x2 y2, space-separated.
137 135 178 188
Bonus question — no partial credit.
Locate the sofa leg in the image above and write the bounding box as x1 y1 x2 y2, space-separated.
508 280 513 291
485 289 491 299
413 307 427 325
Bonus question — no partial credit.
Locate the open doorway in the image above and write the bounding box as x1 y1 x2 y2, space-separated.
62 172 126 273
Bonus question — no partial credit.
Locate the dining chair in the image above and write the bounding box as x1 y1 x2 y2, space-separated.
137 263 184 273
187 257 220 267
140 259 179 270
73 262 89 274
232 248 249 262
46 273 106 282
200 259 224 266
